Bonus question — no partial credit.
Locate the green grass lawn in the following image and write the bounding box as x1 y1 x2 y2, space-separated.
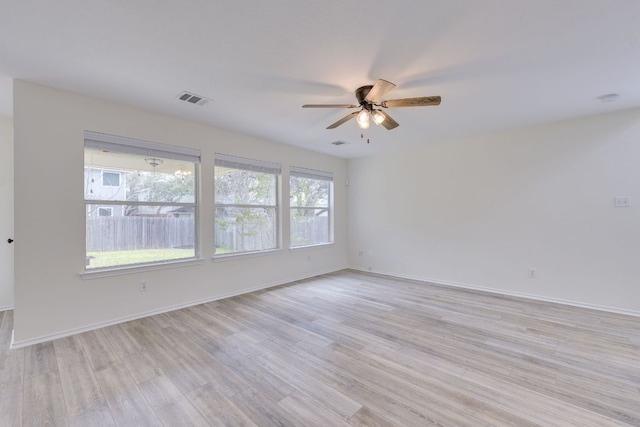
87 248 195 269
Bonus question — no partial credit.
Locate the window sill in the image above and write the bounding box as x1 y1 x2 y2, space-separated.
213 249 283 262
289 242 334 251
79 258 204 280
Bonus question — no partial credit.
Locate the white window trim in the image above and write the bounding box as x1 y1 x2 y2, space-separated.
289 167 333 248
214 153 282 257
212 248 284 262
289 242 335 250
79 257 205 279
84 131 201 272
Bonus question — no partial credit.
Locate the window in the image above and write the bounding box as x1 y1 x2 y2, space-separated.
214 154 280 255
290 166 332 247
102 171 120 187
84 131 200 270
98 207 113 217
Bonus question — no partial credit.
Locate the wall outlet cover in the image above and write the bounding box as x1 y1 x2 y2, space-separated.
614 197 631 207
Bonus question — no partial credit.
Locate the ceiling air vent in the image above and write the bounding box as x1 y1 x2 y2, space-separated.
177 91 211 106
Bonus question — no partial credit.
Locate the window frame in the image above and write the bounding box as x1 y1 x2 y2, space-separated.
214 153 281 257
83 131 201 272
289 166 333 248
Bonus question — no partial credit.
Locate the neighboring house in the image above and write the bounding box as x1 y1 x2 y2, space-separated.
84 167 126 217
84 167 196 218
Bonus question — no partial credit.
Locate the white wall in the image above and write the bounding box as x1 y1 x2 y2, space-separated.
349 108 640 314
13 81 348 345
0 116 13 310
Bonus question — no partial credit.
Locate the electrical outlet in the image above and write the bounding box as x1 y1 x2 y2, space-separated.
139 280 148 292
615 196 631 207
528 269 536 278
358 251 364 257
307 255 311 262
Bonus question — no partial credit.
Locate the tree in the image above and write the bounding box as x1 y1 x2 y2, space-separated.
214 169 276 252
125 170 195 215
289 176 330 246
290 176 328 210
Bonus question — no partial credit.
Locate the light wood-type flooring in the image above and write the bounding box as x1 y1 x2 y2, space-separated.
1 270 640 426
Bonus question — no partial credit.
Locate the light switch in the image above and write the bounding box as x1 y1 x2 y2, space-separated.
614 196 631 207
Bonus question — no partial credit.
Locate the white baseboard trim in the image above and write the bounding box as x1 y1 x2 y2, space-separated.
348 267 640 319
10 266 346 349
0 305 14 312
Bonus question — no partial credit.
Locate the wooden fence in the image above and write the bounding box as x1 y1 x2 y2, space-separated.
87 217 194 251
87 216 328 252
215 226 275 252
215 217 329 251
290 217 329 247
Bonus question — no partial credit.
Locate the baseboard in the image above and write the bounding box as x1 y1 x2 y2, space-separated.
348 267 640 319
10 266 346 349
0 305 13 312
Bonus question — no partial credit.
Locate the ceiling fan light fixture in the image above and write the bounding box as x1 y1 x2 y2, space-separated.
302 79 441 131
356 110 370 129
372 110 385 125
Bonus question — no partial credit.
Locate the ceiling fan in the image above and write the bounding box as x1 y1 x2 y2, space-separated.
302 79 441 130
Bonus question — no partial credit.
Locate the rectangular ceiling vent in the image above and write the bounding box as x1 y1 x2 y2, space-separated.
177 91 211 106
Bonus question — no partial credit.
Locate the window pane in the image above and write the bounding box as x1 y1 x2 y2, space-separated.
215 207 276 254
290 208 330 247
98 207 113 217
85 148 196 203
290 176 329 208
86 204 195 269
290 172 332 248
102 171 120 187
215 168 276 205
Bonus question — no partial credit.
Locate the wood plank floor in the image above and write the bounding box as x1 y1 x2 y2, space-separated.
1 269 640 426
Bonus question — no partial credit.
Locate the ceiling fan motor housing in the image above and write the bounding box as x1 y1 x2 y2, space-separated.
355 85 374 110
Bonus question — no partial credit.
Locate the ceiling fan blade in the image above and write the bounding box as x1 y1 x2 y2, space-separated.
302 104 358 108
365 79 396 104
381 96 441 108
378 110 399 130
327 111 359 129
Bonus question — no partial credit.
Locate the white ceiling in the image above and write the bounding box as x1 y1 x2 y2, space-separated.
1 0 639 158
